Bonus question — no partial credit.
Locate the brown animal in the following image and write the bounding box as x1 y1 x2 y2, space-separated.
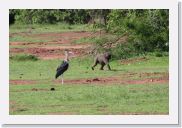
91 52 111 70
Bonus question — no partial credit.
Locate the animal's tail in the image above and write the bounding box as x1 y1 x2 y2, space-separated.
55 71 62 79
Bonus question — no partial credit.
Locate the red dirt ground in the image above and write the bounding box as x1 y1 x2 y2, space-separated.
10 44 90 60
10 72 168 86
10 31 94 60
10 80 37 85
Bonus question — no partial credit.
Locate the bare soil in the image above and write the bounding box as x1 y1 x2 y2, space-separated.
10 32 93 60
54 75 168 85
10 72 168 86
10 80 37 85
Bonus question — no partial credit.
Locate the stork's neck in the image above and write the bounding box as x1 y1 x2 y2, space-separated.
64 52 69 61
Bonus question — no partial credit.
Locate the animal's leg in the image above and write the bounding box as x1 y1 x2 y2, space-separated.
61 75 64 85
92 60 98 70
100 63 105 70
107 64 111 70
101 59 109 70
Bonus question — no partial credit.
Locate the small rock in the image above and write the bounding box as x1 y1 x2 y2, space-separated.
92 78 100 81
50 88 55 91
86 80 91 82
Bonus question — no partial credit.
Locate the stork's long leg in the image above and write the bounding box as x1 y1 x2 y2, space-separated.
61 75 64 85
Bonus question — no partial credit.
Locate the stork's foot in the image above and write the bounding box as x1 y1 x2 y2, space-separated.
91 67 94 70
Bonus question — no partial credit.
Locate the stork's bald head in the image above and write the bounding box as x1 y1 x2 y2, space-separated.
64 50 74 61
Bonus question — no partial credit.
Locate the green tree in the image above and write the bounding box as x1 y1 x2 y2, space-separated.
107 9 169 54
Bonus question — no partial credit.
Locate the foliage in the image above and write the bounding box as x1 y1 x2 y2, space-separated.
111 43 136 59
9 9 105 25
10 9 111 26
106 9 169 54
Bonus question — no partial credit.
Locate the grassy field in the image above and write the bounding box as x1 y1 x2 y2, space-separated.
9 55 169 115
10 55 168 80
9 23 169 115
10 83 168 115
9 23 93 44
10 23 93 34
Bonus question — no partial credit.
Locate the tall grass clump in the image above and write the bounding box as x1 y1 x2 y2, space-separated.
10 54 39 61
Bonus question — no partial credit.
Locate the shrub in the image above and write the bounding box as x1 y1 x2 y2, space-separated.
107 9 169 53
111 43 137 59
10 9 92 24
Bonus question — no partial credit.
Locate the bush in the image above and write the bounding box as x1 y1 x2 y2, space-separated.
111 43 137 59
107 9 169 53
10 9 92 24
155 52 163 57
10 54 39 61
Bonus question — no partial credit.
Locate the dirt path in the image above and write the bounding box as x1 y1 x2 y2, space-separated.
10 31 94 60
10 72 168 86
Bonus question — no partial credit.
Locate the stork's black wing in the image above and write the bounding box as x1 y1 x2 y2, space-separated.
55 60 69 79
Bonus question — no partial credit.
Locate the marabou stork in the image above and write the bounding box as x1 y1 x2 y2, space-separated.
55 50 74 84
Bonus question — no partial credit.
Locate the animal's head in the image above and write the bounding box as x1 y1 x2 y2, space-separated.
64 50 74 61
104 52 111 60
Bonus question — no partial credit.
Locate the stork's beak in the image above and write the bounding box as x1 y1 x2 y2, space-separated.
68 51 74 55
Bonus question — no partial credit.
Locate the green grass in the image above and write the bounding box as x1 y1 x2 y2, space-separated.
73 37 97 44
9 35 53 43
10 83 168 115
9 55 168 80
10 45 31 49
10 23 94 34
73 34 118 44
9 55 169 115
9 23 96 43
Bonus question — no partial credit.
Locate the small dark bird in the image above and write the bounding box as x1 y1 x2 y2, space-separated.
55 50 74 84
